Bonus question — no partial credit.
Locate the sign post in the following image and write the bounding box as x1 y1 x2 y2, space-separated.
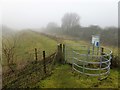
92 35 100 55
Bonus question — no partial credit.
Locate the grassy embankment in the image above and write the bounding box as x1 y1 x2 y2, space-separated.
2 30 58 88
2 30 57 71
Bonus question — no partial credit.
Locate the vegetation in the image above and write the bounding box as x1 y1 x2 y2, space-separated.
44 13 119 68
2 30 57 72
2 30 58 88
61 13 80 29
2 11 119 88
36 64 119 88
2 29 119 88
3 53 56 88
44 13 118 47
35 38 119 88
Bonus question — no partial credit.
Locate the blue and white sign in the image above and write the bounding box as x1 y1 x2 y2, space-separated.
92 35 100 47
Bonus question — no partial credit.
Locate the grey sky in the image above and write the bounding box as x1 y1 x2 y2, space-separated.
1 0 119 30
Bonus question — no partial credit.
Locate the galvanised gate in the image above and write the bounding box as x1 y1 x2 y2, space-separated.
65 44 112 80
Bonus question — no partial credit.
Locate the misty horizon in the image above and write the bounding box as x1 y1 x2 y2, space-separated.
1 0 119 30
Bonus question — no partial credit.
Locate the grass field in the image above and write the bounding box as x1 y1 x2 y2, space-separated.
63 40 118 55
2 30 57 71
36 39 119 88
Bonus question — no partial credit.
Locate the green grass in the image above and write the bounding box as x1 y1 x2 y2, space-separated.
2 31 119 88
63 39 118 55
63 40 89 46
36 64 119 88
2 30 57 69
35 39 119 88
16 30 57 56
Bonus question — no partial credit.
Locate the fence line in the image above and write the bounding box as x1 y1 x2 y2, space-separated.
2 48 57 88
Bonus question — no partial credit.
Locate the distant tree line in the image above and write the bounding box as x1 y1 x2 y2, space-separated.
45 13 118 47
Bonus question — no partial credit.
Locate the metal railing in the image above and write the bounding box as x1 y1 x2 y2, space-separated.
65 44 112 80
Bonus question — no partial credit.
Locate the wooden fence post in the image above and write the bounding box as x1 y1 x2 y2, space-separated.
43 51 46 74
111 53 113 69
56 43 66 64
56 43 64 64
63 44 65 64
57 44 60 63
35 48 38 62
101 47 104 55
59 44 62 63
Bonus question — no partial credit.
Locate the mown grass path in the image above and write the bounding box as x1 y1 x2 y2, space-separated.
36 64 119 88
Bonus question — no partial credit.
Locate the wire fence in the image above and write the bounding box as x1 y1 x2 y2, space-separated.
2 43 113 87
2 48 57 88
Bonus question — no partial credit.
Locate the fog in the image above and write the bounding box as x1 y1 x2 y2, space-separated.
1 0 119 30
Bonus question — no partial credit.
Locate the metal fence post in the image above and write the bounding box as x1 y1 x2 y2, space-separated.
97 47 99 55
92 42 95 55
88 46 90 55
98 56 102 80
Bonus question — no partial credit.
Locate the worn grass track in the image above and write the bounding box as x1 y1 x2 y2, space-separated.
36 64 119 88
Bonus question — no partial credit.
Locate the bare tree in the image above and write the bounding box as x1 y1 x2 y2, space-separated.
61 13 80 30
2 35 18 72
46 22 58 29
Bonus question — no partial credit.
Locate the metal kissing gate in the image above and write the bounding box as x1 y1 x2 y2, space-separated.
65 44 112 80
